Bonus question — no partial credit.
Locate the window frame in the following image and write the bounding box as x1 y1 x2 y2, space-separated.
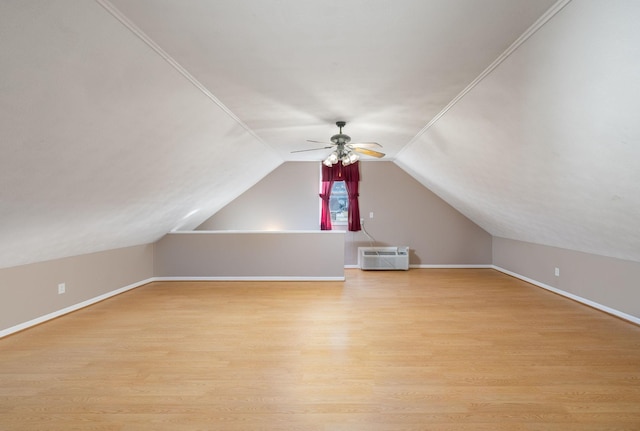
328 180 348 226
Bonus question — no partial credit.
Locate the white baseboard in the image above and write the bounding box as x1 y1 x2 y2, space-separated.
410 264 493 269
0 278 155 339
492 265 640 326
153 276 345 282
347 264 492 269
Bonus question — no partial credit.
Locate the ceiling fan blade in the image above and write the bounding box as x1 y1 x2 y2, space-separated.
350 141 382 148
291 146 333 153
306 139 333 145
352 147 385 158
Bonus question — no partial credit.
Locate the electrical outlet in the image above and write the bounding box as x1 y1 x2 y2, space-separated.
58 283 66 294
554 267 560 277
369 212 374 219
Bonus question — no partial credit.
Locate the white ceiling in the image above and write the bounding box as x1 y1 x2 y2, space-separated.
105 0 557 160
1 0 639 268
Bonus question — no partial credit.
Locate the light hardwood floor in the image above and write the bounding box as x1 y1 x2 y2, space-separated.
1 269 640 430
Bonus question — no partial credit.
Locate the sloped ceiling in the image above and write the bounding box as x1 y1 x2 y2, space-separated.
0 0 282 268
396 0 640 262
105 0 557 159
1 0 638 268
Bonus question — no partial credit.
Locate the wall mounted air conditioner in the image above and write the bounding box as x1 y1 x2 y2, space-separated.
358 246 409 271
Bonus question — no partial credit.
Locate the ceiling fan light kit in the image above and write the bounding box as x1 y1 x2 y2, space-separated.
323 150 359 167
295 121 385 166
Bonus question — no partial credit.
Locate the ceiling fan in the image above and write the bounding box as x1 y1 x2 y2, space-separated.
291 121 385 166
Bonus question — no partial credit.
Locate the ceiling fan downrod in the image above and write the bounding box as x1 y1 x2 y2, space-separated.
331 121 351 145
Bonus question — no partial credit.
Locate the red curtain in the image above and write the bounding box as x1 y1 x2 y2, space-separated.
319 174 334 230
343 163 361 231
320 162 361 231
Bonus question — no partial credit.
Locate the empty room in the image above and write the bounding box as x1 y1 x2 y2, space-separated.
1 0 639 429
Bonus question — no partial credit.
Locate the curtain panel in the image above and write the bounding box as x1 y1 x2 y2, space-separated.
319 176 334 230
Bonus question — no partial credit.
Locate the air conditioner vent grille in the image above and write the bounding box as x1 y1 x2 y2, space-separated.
363 251 397 256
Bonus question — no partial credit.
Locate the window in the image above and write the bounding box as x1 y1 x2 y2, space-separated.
329 181 348 225
319 161 361 231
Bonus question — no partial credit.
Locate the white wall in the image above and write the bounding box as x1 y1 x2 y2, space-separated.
493 237 640 322
197 161 493 266
154 231 345 280
353 161 492 266
197 162 321 231
0 245 154 335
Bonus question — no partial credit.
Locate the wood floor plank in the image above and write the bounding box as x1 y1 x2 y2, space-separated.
1 269 640 430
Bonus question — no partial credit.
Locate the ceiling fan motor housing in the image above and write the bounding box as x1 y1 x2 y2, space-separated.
331 120 351 144
331 133 351 144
